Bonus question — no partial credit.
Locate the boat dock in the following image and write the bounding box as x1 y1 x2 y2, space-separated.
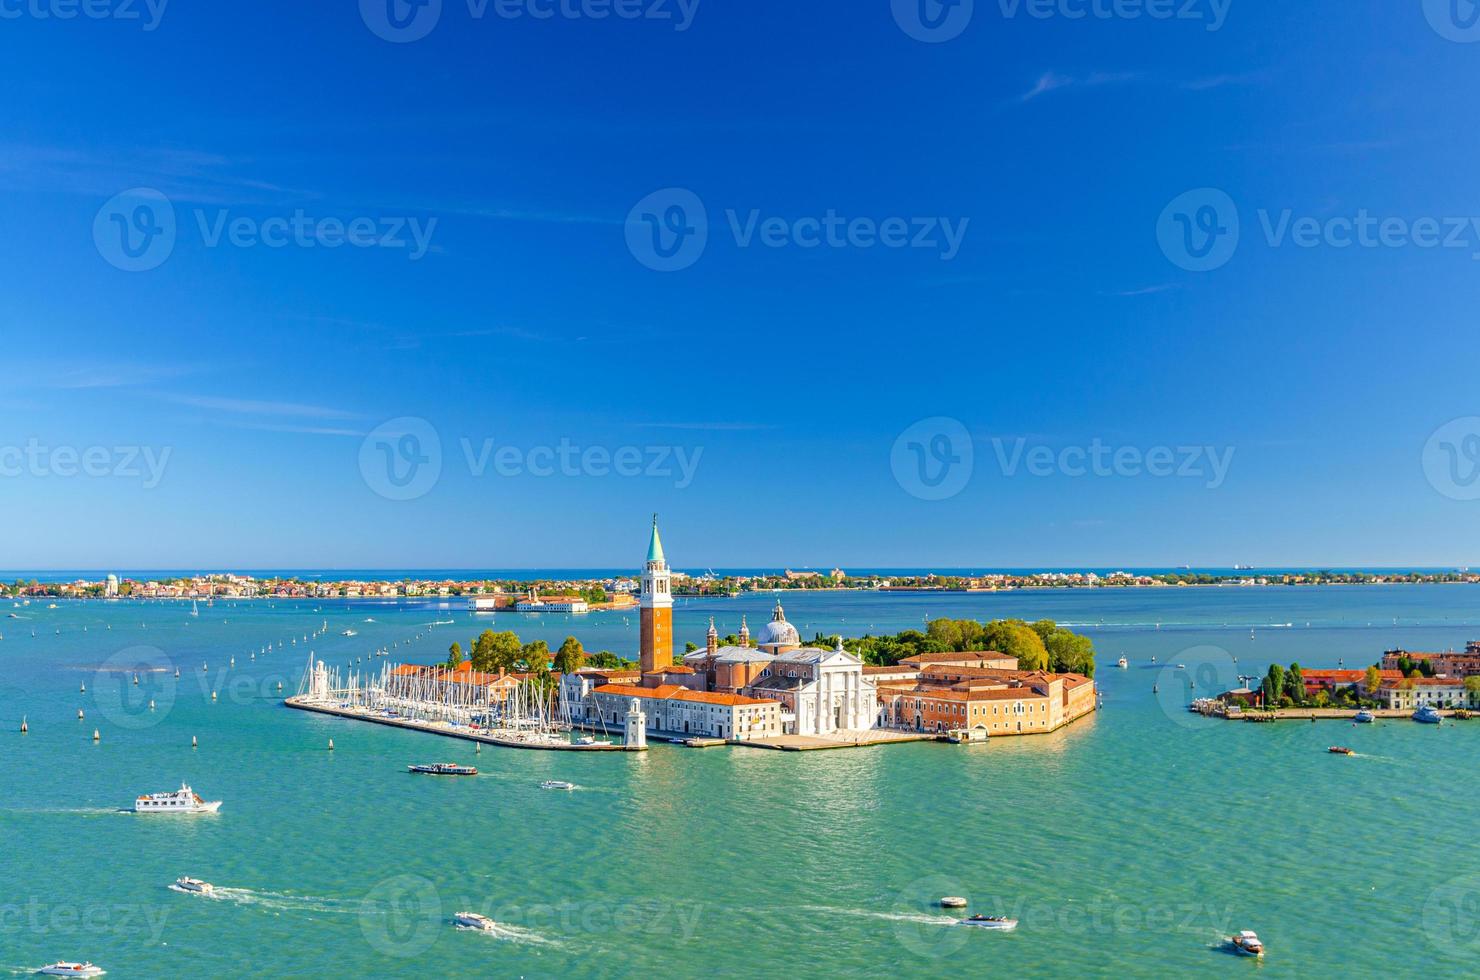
284 696 645 751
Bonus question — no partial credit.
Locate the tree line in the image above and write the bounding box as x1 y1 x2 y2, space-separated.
818 617 1096 676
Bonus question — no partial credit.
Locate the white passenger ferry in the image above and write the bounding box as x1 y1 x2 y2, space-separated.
37 963 105 977
133 784 222 814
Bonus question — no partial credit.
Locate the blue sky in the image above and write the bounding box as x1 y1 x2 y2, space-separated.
3 1 1480 569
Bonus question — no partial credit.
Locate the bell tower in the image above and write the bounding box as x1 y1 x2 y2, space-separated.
639 515 673 674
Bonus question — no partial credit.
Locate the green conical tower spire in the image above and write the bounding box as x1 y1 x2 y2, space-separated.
647 514 665 564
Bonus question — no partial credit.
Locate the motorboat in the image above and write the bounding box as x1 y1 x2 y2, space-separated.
1328 746 1354 755
939 896 969 909
171 876 215 896
958 914 1017 930
133 784 222 814
1353 710 1375 724
1414 706 1443 725
37 964 105 977
1228 930 1264 957
453 911 498 931
341 628 358 637
408 763 477 776
540 780 576 791
1117 656 1128 669
573 735 598 746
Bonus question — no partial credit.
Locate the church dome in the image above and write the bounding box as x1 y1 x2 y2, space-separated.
754 600 800 648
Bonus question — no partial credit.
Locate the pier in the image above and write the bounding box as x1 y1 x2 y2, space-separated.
285 696 644 751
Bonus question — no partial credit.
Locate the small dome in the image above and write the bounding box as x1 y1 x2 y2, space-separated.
754 600 800 648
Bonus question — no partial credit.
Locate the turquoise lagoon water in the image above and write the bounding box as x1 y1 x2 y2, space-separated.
3 586 1480 977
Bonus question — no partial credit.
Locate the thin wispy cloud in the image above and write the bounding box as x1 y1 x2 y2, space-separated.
1105 283 1181 298
628 421 778 432
1018 71 1142 103
161 394 363 420
14 360 203 390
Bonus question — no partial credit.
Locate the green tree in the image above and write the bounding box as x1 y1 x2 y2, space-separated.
446 642 464 671
554 636 585 675
520 639 551 673
982 620 1050 671
1261 663 1285 707
1284 663 1306 706
470 630 523 673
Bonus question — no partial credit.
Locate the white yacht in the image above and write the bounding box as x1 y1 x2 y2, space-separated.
1228 930 1264 957
453 911 498 931
171 876 215 895
133 784 222 814
1117 656 1128 669
958 914 1018 930
341 629 358 637
540 780 576 791
37 964 105 977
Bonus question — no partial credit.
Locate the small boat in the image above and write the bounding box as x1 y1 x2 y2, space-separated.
1353 710 1374 724
540 780 576 791
1175 664 1187 670
341 629 358 637
1228 930 1264 957
453 911 498 931
573 735 597 746
408 763 477 776
958 914 1017 930
1117 656 1128 669
172 876 214 896
1414 706 1443 725
133 784 222 814
37 964 105 977
939 896 969 909
1328 746 1354 755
